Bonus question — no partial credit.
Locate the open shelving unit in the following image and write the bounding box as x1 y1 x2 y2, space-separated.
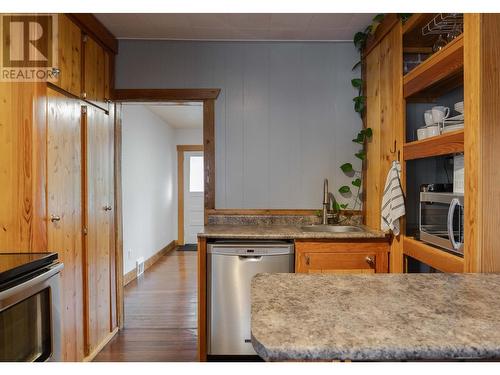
401 14 465 273
403 129 464 161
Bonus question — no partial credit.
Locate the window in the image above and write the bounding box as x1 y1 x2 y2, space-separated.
189 156 204 192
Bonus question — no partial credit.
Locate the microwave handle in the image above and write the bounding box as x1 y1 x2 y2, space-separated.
447 198 462 251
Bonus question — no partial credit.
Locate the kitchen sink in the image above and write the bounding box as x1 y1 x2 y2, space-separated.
300 225 364 233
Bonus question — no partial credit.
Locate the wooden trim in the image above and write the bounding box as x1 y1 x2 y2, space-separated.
67 14 118 54
403 130 464 161
177 145 204 152
177 145 204 246
123 240 178 286
197 237 207 361
112 89 221 102
109 103 117 331
364 14 400 57
403 236 464 273
403 35 464 98
206 209 362 216
113 103 124 329
83 327 119 362
203 99 216 217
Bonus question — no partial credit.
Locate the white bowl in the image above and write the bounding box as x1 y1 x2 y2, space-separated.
454 101 464 114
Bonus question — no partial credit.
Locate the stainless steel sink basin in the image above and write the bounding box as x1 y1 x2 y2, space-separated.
300 225 364 233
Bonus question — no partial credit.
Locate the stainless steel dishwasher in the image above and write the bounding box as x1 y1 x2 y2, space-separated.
207 241 294 356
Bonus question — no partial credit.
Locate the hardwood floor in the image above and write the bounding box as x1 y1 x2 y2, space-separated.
94 249 198 361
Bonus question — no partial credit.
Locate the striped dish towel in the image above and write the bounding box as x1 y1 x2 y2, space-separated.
381 161 405 235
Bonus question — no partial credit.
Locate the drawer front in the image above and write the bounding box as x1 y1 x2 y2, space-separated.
299 252 377 274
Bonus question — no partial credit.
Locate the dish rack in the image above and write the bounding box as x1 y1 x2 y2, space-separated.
422 13 463 36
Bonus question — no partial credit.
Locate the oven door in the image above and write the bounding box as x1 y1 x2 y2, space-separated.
0 263 63 362
419 192 464 254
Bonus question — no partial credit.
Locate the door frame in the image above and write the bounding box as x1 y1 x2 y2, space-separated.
112 88 219 329
177 145 204 246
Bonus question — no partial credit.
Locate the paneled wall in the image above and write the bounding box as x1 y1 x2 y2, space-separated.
116 41 362 209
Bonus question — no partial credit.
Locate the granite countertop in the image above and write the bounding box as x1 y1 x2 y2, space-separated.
251 273 500 361
197 224 386 240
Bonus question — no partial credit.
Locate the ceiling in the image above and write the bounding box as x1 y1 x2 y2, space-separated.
94 13 376 41
146 103 203 129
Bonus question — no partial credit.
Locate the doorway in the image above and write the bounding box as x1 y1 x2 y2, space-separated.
177 146 204 247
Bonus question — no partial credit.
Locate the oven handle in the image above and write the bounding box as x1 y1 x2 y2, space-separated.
0 263 64 302
447 198 462 251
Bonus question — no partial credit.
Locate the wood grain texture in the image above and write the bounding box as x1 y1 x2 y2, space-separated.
83 104 114 356
123 240 177 286
197 236 207 361
403 130 464 161
83 35 106 104
94 251 198 362
464 14 500 272
112 88 221 102
295 240 389 274
364 13 400 56
113 104 124 329
0 82 46 252
364 44 381 230
402 13 437 48
177 145 204 245
56 15 82 97
403 35 464 98
46 88 84 361
203 99 216 214
67 13 118 54
403 237 464 273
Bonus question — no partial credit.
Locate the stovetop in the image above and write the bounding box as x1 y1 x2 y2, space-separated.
0 252 58 287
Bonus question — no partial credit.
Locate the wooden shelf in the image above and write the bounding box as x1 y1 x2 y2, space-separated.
403 236 464 273
403 129 464 160
403 34 464 99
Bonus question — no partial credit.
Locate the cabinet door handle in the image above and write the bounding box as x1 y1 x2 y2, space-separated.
365 256 375 267
305 255 310 266
50 215 61 222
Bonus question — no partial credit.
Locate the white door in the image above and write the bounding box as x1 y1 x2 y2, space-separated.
184 151 204 244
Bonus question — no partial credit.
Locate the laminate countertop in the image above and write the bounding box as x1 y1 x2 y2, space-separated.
251 273 500 361
197 224 386 240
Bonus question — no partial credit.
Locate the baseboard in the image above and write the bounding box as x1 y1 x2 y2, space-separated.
123 240 177 286
83 327 119 362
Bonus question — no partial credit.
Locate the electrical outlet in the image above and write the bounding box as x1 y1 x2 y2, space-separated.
127 249 132 260
136 257 145 277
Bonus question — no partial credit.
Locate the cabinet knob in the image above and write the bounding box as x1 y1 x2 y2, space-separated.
103 205 113 211
81 92 87 99
365 256 375 267
50 215 61 222
305 255 310 266
51 67 60 76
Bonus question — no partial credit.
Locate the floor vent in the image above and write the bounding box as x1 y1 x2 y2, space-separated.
136 257 145 277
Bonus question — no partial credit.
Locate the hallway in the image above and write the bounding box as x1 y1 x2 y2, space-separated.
94 249 198 361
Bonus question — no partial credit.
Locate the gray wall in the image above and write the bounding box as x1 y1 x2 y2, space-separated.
116 40 362 209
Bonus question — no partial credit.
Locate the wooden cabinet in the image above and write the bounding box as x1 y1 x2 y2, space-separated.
55 15 82 97
83 35 107 105
82 104 116 356
364 22 404 272
46 88 84 361
295 240 389 274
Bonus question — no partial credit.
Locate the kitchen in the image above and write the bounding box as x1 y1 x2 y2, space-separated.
1 1 500 372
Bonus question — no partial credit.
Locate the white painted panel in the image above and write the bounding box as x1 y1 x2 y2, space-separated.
116 41 362 209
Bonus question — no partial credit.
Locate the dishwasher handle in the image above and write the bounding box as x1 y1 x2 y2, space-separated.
208 244 294 256
238 255 263 261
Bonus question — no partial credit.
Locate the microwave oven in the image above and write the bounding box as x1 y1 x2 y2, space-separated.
419 192 464 255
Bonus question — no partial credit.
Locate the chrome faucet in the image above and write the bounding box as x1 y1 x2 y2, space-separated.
322 178 339 225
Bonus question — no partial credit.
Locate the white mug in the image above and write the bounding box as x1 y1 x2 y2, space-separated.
424 110 434 126
431 106 450 123
425 124 440 138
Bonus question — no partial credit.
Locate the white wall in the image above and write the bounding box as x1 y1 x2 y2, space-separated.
116 41 362 209
122 104 202 274
121 104 177 274
175 128 203 145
